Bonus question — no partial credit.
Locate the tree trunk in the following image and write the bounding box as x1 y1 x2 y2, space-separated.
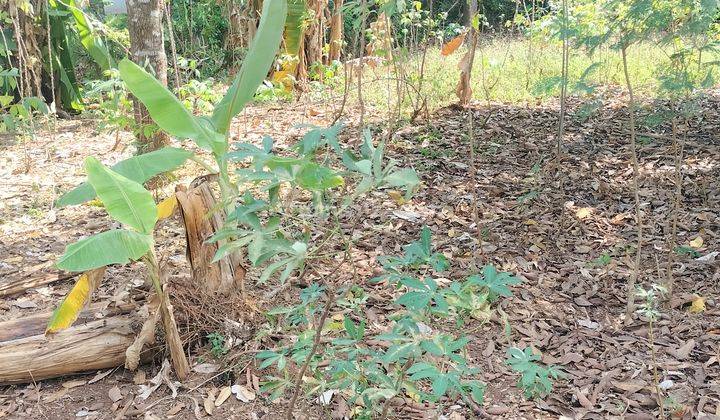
296 0 326 85
456 0 478 105
126 0 170 153
327 0 343 63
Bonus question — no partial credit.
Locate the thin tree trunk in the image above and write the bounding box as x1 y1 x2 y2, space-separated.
327 0 344 62
554 0 569 164
621 46 643 321
127 0 170 153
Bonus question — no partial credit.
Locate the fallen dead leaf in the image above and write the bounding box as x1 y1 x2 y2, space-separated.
62 379 87 389
166 402 184 416
669 339 695 360
689 296 706 313
612 379 647 394
88 369 113 384
231 384 255 403
215 386 232 407
575 207 593 219
108 386 123 403
689 236 704 248
44 388 68 403
203 395 215 416
193 363 220 374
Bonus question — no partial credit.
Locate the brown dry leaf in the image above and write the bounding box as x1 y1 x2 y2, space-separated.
203 394 215 416
133 370 147 385
215 386 232 407
575 207 593 219
612 379 647 393
441 32 467 56
108 386 123 403
669 339 695 360
44 388 68 403
139 359 171 400
166 402 184 416
689 296 706 313
87 369 113 384
231 384 255 402
575 388 594 409
62 379 86 389
689 236 704 249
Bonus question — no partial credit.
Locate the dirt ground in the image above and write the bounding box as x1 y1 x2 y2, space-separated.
1 91 719 419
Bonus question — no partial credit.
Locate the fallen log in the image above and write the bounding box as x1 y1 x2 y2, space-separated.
0 306 139 385
0 272 74 297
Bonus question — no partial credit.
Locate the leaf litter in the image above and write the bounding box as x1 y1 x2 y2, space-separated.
0 94 718 418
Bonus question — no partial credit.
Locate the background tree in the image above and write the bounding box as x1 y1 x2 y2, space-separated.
126 0 170 152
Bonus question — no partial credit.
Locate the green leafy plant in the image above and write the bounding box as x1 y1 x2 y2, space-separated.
207 332 229 358
255 229 522 417
505 346 564 399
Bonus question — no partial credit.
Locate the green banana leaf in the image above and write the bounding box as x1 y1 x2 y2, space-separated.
56 229 153 272
118 59 226 154
85 157 158 234
47 7 83 111
62 0 114 71
56 147 192 207
211 0 288 134
284 0 307 56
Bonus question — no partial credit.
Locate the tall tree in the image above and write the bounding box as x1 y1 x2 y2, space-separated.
126 0 170 152
327 0 343 62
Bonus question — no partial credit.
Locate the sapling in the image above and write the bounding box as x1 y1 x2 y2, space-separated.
505 346 564 399
636 284 667 418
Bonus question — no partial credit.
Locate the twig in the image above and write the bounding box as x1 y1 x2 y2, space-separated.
284 256 348 420
379 359 412 419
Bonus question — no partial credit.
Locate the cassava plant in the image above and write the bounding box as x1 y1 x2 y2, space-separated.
256 228 512 418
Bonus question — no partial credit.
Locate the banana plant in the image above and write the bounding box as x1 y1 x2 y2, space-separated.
49 157 189 376
46 0 114 110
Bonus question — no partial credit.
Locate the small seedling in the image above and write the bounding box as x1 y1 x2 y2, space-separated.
506 346 563 399
207 332 228 358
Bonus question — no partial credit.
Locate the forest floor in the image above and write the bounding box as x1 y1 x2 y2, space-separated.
1 89 719 419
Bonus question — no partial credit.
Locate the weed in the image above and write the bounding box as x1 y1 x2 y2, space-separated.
207 332 228 358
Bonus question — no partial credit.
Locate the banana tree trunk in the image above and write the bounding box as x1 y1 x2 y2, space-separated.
0 304 138 384
175 181 246 295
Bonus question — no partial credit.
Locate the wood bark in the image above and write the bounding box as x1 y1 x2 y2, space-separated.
0 307 138 384
126 0 170 152
0 272 73 297
175 182 246 295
